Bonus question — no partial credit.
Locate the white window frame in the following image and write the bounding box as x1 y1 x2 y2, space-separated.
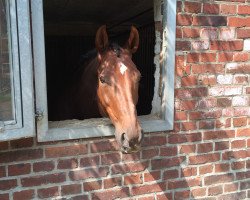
32 0 176 142
0 0 35 141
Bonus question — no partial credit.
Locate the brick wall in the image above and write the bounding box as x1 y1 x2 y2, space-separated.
0 0 250 199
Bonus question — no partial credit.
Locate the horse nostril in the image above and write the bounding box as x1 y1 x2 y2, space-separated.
121 133 126 143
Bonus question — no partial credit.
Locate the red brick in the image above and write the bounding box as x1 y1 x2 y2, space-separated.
217 98 232 107
224 183 238 193
122 151 140 162
157 193 173 200
57 158 78 169
192 64 224 74
189 153 220 165
181 167 197 177
177 14 192 26
229 17 250 27
0 179 17 190
180 144 196 154
152 157 185 170
220 4 236 14
181 76 198 87
236 170 250 180
197 143 213 153
187 53 199 63
203 3 220 14
168 133 201 144
163 169 179 180
183 27 200 38
223 150 250 160
131 182 166 196
231 140 246 149
181 122 197 131
144 171 161 182
210 40 243 51
180 99 197 110
176 41 191 51
160 146 177 156
176 65 191 77
200 53 216 62
0 166 6 178
198 75 217 86
10 138 33 149
184 2 201 13
215 163 230 172
61 183 81 195
37 186 59 199
142 136 166 147
218 52 233 62
168 178 200 189
101 152 121 165
199 120 215 129
104 177 122 189
84 181 102 191
193 16 227 26
199 165 213 175
232 161 245 170
33 161 55 172
218 192 246 200
215 141 229 151
13 190 34 200
111 162 148 174
191 188 206 198
21 173 66 187
176 87 208 99
233 52 249 62
237 28 250 39
203 130 235 140
174 190 190 199
175 111 187 121
45 144 88 158
237 128 250 137
71 194 89 200
208 185 223 196
142 148 159 159
176 27 182 38
205 174 234 185
90 140 119 153
124 174 142 185
233 117 247 127
238 5 250 15
92 188 130 200
0 141 8 151
0 194 9 200
8 163 31 176
80 155 100 167
69 167 109 180
0 149 43 164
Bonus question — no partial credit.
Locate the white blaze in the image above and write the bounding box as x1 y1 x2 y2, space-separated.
120 63 127 75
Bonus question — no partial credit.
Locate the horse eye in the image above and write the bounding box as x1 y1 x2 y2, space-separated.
100 76 106 84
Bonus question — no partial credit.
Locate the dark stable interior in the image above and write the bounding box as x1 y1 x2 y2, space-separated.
43 0 155 121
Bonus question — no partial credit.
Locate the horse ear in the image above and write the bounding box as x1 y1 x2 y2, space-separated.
95 25 109 53
125 26 139 54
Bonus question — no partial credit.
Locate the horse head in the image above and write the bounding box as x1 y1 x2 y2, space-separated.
95 25 143 153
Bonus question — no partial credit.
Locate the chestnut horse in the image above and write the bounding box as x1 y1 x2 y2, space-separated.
53 25 143 153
